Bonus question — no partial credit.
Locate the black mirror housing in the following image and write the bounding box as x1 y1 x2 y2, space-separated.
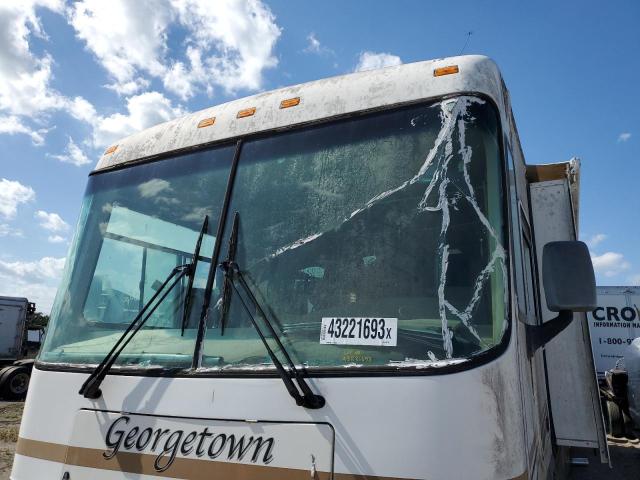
542 241 597 312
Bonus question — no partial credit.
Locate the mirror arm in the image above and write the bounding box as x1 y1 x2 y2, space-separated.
526 310 573 355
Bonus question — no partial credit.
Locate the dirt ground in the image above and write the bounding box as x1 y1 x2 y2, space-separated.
0 402 22 480
569 436 640 480
0 400 636 479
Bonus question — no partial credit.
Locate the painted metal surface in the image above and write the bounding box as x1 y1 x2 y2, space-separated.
95 55 506 172
529 179 609 462
14 346 527 480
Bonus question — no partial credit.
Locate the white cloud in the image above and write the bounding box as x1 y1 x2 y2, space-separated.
0 256 66 313
35 210 69 232
0 115 48 145
354 51 402 72
0 256 65 280
92 91 185 148
165 0 281 98
618 132 632 142
66 96 97 123
305 33 322 53
0 1 96 145
68 0 281 100
48 137 91 166
591 251 631 278
68 0 172 95
138 178 172 198
0 0 65 116
0 178 35 219
47 234 66 243
585 233 607 249
304 33 333 56
628 274 640 286
0 224 23 237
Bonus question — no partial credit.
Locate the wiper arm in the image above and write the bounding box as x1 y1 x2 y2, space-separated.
181 215 209 335
219 222 325 409
79 216 209 399
218 212 239 336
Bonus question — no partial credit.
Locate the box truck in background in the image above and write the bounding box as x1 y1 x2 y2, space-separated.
587 286 640 377
0 296 40 400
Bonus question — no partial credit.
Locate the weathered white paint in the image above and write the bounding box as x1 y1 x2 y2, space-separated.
16 341 526 479
95 55 506 171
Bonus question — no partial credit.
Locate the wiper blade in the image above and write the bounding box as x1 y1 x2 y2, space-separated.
218 212 239 336
79 216 209 399
181 215 209 335
220 231 325 409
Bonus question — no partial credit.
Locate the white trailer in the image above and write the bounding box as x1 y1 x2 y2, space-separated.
587 286 640 377
0 297 36 399
13 55 607 479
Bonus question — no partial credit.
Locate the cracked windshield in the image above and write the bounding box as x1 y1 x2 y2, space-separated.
40 95 506 370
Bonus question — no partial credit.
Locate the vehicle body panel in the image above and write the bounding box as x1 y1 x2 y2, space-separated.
529 178 608 461
16 346 527 479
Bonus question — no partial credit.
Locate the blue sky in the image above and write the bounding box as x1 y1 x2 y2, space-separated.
0 0 638 312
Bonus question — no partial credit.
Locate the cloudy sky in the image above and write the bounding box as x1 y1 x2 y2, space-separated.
0 0 638 313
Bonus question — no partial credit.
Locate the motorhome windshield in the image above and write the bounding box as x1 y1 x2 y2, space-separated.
40 95 507 371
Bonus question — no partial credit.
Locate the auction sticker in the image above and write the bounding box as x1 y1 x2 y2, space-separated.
320 317 397 346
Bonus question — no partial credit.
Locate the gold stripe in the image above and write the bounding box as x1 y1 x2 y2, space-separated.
16 437 67 463
17 437 527 480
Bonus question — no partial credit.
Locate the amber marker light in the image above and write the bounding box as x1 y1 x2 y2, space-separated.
280 97 301 109
433 65 459 77
197 117 216 128
104 145 118 155
237 107 256 118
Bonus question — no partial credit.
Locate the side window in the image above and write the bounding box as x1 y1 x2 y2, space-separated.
520 215 540 325
505 143 527 315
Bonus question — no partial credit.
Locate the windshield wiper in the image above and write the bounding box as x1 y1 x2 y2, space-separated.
218 212 239 336
219 214 325 410
181 215 209 335
79 216 209 399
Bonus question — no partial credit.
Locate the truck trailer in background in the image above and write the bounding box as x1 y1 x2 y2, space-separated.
587 286 640 377
587 287 640 438
0 296 40 400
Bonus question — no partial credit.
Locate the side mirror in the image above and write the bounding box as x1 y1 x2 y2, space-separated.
542 241 597 312
528 241 596 353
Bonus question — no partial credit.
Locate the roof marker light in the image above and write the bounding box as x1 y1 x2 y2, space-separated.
197 117 216 128
280 97 300 109
434 65 459 77
237 107 256 118
104 145 118 155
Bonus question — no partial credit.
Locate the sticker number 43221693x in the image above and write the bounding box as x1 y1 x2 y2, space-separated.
319 317 398 346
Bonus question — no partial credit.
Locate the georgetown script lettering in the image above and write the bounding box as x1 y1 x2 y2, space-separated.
103 416 275 472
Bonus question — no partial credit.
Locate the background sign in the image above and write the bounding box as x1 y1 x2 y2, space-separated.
587 286 640 376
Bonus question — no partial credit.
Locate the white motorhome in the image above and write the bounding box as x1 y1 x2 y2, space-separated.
13 56 607 480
